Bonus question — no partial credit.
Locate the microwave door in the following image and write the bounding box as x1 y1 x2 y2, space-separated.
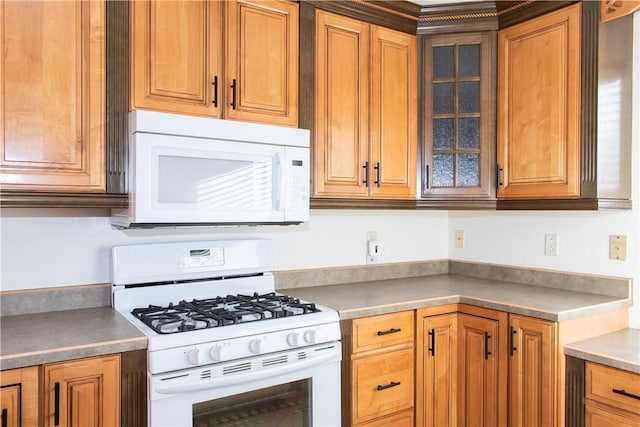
133 135 285 224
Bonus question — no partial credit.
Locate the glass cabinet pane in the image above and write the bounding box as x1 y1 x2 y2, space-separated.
458 117 480 149
433 119 454 150
433 46 454 78
458 81 480 113
432 154 454 187
458 44 480 77
458 154 480 186
434 82 454 114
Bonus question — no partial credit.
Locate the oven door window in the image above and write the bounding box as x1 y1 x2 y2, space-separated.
193 379 311 426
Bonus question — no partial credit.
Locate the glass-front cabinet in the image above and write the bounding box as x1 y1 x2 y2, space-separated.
420 32 496 199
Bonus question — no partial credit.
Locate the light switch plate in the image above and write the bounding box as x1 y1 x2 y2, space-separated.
609 235 627 260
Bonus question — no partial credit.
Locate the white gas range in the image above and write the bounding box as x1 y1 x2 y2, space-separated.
112 239 341 427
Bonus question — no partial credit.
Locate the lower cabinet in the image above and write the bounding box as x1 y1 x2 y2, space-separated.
342 311 415 426
0 354 120 427
0 366 39 427
584 362 640 427
44 354 120 427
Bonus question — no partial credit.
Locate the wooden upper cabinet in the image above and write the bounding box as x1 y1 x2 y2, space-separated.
497 3 581 199
131 0 298 127
0 0 105 192
44 354 120 427
226 0 298 126
313 9 417 199
369 26 417 199
421 32 495 199
314 10 369 197
131 0 222 118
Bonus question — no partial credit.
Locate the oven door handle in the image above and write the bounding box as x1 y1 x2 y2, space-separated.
152 349 339 397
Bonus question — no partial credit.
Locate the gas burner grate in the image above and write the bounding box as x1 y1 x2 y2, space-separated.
131 292 320 334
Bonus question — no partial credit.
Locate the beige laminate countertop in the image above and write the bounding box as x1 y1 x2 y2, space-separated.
564 328 640 374
279 274 631 322
0 307 147 370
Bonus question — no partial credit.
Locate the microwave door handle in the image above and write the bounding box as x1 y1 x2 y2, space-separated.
274 153 284 211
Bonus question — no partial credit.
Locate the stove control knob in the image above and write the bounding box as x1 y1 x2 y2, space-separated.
210 344 224 362
286 332 300 347
249 338 263 354
186 348 201 365
303 329 317 344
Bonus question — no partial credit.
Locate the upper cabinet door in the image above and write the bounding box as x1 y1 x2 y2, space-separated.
131 0 222 118
497 4 581 199
0 0 105 192
370 26 417 199
421 32 495 199
225 0 298 126
313 11 370 197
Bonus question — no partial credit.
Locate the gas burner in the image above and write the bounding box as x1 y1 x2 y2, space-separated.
132 292 321 335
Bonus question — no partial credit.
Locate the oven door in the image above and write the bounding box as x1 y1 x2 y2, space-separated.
148 342 341 427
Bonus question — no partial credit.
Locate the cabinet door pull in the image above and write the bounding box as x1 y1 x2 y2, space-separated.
424 164 430 191
428 328 435 356
374 162 381 187
54 381 60 426
509 326 517 356
230 79 237 109
2 408 7 427
497 165 503 188
212 76 218 107
484 332 492 360
612 388 640 401
377 381 401 391
377 327 401 336
362 162 369 187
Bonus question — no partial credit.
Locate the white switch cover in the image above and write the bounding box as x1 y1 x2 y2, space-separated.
544 234 559 256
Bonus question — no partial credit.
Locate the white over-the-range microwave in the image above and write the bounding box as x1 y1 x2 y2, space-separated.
111 110 310 228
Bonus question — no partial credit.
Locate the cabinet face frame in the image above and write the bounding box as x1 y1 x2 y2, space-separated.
0 0 105 192
421 31 496 199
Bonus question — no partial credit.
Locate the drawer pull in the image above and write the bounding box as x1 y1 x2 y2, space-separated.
377 327 401 336
612 388 640 401
377 381 401 391
2 408 7 427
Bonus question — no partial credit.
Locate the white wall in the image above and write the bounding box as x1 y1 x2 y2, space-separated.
0 209 448 291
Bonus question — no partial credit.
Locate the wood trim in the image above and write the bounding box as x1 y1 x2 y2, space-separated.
0 192 127 208
105 0 129 194
496 0 577 28
304 0 417 34
497 198 632 210
311 198 416 209
121 350 147 427
565 356 585 427
601 0 640 22
417 1 498 33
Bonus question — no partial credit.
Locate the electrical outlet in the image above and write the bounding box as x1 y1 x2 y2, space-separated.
609 235 627 260
455 230 464 248
544 234 559 256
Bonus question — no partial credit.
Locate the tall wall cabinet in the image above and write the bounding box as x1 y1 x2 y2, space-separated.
0 0 105 192
131 0 299 127
313 9 417 200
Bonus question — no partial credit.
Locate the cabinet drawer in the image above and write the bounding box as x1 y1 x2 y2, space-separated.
352 311 414 353
356 409 414 427
585 403 640 427
586 362 640 415
352 347 414 424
